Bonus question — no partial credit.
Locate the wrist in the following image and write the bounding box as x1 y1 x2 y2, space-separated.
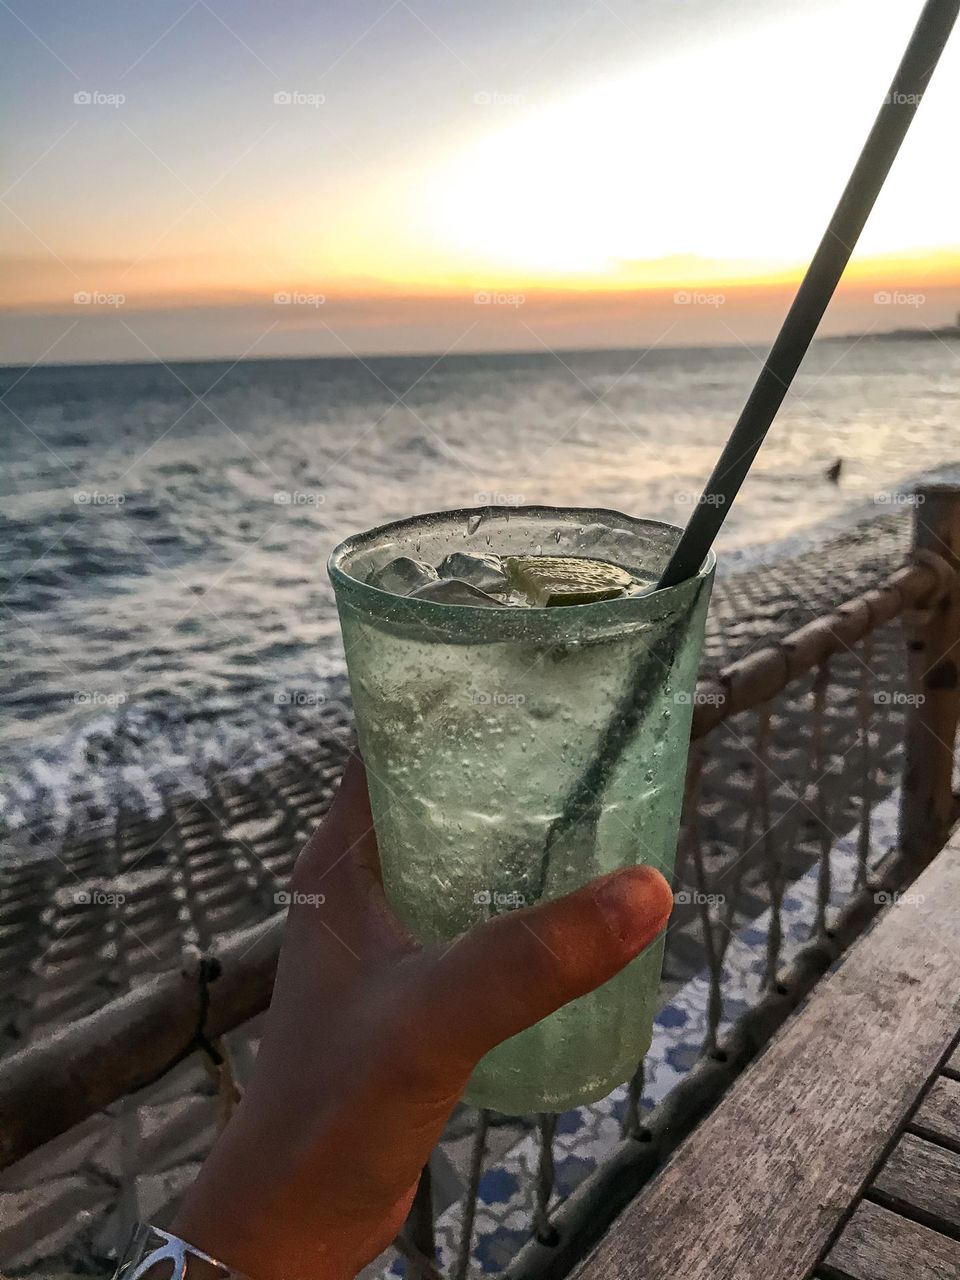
170 1174 357 1280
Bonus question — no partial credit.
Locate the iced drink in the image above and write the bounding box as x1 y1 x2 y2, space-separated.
328 506 714 1113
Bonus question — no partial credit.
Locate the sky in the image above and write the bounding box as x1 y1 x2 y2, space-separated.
1 0 959 364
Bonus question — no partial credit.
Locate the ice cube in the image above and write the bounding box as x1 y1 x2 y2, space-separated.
369 556 438 595
438 551 508 593
408 578 506 608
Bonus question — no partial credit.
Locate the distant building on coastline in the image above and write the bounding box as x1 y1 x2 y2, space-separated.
826 310 960 343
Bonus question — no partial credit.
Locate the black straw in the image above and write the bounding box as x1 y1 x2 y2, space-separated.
658 0 959 590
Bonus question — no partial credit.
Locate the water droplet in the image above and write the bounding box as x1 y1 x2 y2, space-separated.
467 514 482 535
554 529 562 544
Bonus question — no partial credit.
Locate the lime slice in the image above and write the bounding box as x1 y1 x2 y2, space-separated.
505 555 634 606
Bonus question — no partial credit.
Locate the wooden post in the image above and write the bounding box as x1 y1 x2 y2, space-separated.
899 484 960 867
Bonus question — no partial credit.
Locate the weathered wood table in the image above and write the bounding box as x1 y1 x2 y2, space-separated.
573 837 960 1280
817 1043 960 1280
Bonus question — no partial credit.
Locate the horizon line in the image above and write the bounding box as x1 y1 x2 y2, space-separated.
3 326 958 374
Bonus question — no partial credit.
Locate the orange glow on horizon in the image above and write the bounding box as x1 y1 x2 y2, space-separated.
5 244 960 315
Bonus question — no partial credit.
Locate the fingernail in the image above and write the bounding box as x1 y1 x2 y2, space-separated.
594 866 673 956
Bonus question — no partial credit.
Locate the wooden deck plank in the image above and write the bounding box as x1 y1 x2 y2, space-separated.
821 1200 960 1280
911 1074 960 1152
871 1132 960 1235
572 842 960 1280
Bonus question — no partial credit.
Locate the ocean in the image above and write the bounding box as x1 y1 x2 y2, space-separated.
2 338 959 841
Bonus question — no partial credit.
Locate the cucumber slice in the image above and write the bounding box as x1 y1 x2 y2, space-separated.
505 555 634 606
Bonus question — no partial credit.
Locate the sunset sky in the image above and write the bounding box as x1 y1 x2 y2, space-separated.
1 0 959 364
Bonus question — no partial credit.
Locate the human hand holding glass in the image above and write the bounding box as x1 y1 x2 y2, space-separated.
170 756 673 1280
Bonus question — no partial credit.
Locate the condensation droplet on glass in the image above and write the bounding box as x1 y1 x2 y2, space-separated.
554 529 562 544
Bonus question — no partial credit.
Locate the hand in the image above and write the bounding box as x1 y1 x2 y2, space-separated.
172 756 673 1280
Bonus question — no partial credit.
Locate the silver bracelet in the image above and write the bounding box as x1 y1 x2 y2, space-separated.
114 1224 251 1280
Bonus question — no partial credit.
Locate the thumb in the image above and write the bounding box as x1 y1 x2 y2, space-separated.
423 865 673 1066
